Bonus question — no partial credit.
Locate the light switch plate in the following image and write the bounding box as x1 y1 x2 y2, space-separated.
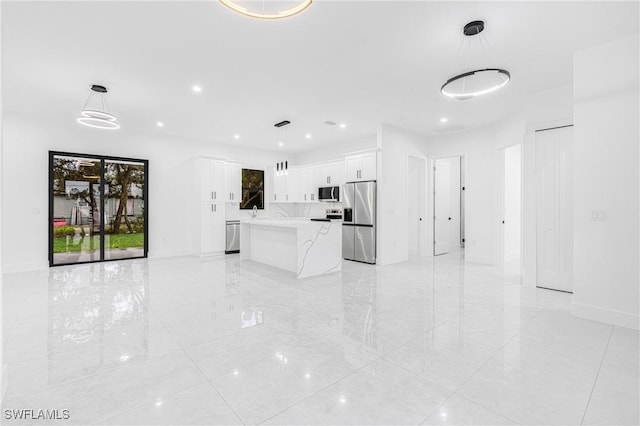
591 210 606 221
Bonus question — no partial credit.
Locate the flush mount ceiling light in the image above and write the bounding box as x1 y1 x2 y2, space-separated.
77 85 120 129
219 0 312 20
441 20 511 100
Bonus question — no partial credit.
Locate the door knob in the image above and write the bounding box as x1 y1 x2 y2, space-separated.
448 217 452 220
419 218 422 221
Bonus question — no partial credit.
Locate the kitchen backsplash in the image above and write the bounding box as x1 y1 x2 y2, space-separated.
226 202 341 220
271 203 342 218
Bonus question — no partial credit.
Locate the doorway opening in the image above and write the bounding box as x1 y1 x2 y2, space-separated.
501 144 522 276
433 156 464 256
408 156 427 256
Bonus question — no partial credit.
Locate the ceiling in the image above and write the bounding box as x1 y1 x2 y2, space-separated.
3 1 638 152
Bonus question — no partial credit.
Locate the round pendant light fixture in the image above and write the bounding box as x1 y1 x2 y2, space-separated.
77 85 120 130
441 20 511 100
219 0 312 20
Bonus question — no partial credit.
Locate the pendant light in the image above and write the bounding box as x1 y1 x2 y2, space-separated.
441 20 511 100
275 120 290 176
219 0 312 20
77 84 120 129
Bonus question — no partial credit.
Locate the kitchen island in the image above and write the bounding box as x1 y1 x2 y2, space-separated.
239 218 342 279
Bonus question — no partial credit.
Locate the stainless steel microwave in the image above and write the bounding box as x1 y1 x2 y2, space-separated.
318 186 339 202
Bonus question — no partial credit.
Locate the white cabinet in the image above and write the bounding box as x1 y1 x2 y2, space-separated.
345 152 377 182
198 159 227 202
287 168 300 202
212 160 226 201
321 161 344 186
297 166 319 202
198 202 225 255
273 168 288 202
225 162 242 203
198 159 242 203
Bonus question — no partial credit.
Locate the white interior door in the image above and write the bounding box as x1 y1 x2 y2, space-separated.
434 160 451 255
408 157 419 255
535 126 573 292
448 158 461 252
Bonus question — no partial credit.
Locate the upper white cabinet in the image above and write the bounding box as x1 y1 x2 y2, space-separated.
345 152 377 182
321 161 344 186
286 168 300 202
198 158 242 203
273 167 288 202
212 160 226 201
225 162 242 203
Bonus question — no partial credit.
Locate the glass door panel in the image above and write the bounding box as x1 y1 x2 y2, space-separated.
103 159 146 261
50 154 102 265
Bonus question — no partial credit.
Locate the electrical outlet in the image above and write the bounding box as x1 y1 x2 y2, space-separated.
591 210 606 221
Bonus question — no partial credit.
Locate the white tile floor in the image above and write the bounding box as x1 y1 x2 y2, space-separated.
1 253 638 425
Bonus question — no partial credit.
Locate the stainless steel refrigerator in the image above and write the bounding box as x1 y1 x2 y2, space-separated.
342 181 376 264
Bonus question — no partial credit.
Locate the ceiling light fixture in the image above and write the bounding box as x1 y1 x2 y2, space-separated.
156 122 164 127
305 134 312 139
77 85 120 130
219 0 312 20
441 20 511 100
234 134 240 139
192 85 202 93
339 123 347 129
440 117 448 123
275 120 291 176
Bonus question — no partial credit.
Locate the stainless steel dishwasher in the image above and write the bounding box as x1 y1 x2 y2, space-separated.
225 220 240 254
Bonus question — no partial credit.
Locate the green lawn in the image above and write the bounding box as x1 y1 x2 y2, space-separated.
53 233 144 253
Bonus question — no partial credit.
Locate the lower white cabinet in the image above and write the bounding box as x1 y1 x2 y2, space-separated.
198 202 225 255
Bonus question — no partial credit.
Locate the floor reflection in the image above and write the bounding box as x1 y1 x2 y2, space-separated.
47 261 150 383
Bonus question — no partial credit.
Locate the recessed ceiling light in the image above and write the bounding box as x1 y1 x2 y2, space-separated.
234 134 240 139
278 142 284 147
192 85 202 93
156 122 164 127
339 123 347 129
440 117 448 123
305 134 312 139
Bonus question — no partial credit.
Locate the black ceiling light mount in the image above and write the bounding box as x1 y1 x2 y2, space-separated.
441 20 511 100
463 20 485 36
77 84 120 129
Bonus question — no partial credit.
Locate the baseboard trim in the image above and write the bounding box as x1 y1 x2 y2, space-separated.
572 302 640 330
148 250 192 259
2 261 48 273
377 254 408 266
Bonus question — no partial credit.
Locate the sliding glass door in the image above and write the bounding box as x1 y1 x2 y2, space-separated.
49 152 148 266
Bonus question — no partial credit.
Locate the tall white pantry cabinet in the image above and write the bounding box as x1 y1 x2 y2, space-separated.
195 158 241 255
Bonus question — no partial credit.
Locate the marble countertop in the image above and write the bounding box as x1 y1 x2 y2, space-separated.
241 218 341 229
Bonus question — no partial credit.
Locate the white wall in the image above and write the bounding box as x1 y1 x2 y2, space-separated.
377 125 428 265
503 143 521 263
426 113 525 265
293 135 376 165
0 0 6 402
1 112 281 272
572 35 639 330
